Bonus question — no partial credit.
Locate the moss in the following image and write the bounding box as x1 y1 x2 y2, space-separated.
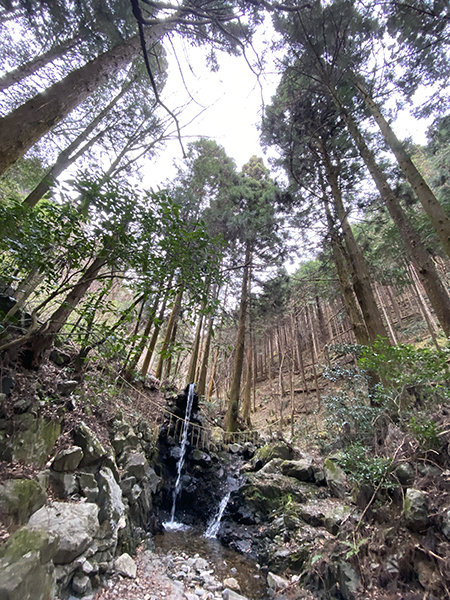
0 479 46 525
11 417 61 467
255 442 292 465
0 528 54 562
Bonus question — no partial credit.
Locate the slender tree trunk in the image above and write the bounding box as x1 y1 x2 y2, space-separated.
0 27 167 176
355 80 450 257
28 254 107 364
241 347 252 427
338 102 450 336
0 35 80 92
321 150 388 341
407 263 441 349
225 243 252 432
197 316 214 396
124 291 161 375
186 313 204 384
141 291 170 377
163 321 178 380
23 79 132 208
155 289 183 380
206 347 219 402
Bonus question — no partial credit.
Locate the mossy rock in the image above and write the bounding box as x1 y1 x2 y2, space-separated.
255 442 294 467
10 415 61 467
0 526 58 563
0 478 46 526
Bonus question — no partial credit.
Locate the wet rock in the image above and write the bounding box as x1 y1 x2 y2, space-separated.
73 422 108 466
267 572 289 591
114 553 137 578
395 463 415 486
0 478 46 526
52 446 84 471
404 488 429 532
0 527 58 600
281 458 314 482
324 457 349 499
28 501 99 564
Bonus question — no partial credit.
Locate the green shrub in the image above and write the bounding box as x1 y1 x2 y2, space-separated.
339 442 394 490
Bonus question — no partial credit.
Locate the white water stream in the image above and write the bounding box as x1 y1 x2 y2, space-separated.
204 491 231 538
164 383 195 528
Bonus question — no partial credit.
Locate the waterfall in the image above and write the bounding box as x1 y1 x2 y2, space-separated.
204 491 231 538
166 383 195 526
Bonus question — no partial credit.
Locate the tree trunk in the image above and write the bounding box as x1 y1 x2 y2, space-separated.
321 149 388 341
155 289 183 380
197 316 214 396
241 347 252 427
337 100 450 336
23 79 132 208
355 80 450 257
0 35 80 92
206 347 219 402
186 313 204 384
141 291 170 377
28 254 107 364
225 243 251 432
0 27 166 177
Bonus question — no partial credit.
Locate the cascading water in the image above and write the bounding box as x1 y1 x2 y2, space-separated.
164 383 195 528
204 491 231 538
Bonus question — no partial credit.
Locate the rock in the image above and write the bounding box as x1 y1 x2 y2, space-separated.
114 553 137 578
395 463 415 486
267 572 289 591
404 488 429 532
71 573 92 595
281 458 314 482
338 562 361 600
254 442 294 467
49 471 79 498
0 478 46 526
13 396 34 414
0 527 58 600
49 348 71 366
122 451 151 480
191 449 212 466
442 508 450 539
324 457 349 499
1 375 15 395
222 577 240 592
228 444 242 454
57 380 79 396
28 501 99 564
111 432 127 455
222 590 249 600
97 467 124 536
78 472 99 502
259 458 284 474
10 414 61 467
73 422 108 466
52 446 84 471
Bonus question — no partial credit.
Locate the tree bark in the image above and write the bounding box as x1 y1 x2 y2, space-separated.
225 243 251 432
241 347 252 427
197 316 214 396
337 100 450 336
355 80 450 257
0 35 80 92
155 289 183 380
141 291 170 377
0 26 166 177
186 312 204 384
23 78 132 208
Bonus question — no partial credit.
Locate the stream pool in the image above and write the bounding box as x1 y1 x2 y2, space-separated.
154 527 268 599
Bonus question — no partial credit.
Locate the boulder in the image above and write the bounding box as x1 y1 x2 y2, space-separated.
222 577 240 592
395 463 415 487
56 380 79 396
338 562 361 600
114 553 137 578
28 501 99 564
10 414 61 467
71 573 92 595
404 488 429 532
49 472 79 498
52 446 84 472
281 458 314 482
324 457 349 499
0 527 57 600
0 478 46 526
254 441 294 467
97 467 124 536
73 422 107 466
